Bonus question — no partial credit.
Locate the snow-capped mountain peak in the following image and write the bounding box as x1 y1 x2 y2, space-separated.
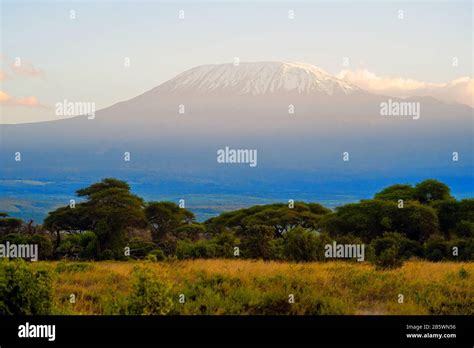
158 61 360 96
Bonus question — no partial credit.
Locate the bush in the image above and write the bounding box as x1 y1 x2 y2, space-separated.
240 225 275 259
283 227 330 262
128 237 155 259
176 231 239 259
424 235 449 261
101 249 115 260
27 234 54 260
127 267 174 315
0 233 54 261
0 260 52 314
454 220 474 238
56 232 98 260
368 232 417 269
212 231 240 258
176 239 217 259
447 238 474 261
268 238 285 260
145 249 166 262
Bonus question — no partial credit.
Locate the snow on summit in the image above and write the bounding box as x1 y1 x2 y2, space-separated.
159 62 359 96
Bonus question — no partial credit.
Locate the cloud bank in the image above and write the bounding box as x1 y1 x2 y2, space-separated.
337 70 473 107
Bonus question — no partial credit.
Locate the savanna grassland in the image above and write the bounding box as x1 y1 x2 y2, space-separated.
32 260 474 315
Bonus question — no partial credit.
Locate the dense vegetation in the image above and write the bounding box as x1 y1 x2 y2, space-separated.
1 178 472 267
1 178 473 315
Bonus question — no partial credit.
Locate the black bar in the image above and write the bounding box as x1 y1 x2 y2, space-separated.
0 315 472 347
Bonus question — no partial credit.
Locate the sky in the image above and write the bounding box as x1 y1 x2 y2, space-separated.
0 0 472 123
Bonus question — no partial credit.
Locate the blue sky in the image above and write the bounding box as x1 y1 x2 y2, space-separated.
1 0 472 123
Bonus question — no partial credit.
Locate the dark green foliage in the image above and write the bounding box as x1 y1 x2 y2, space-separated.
55 232 98 260
0 213 23 235
145 201 195 243
176 231 239 260
434 199 474 238
45 178 146 257
283 227 331 262
205 202 330 237
176 239 217 259
76 178 131 197
33 177 474 263
128 237 155 259
146 249 166 261
447 238 474 261
101 249 115 260
27 234 54 260
368 232 422 269
424 235 449 261
414 179 452 203
369 234 405 269
0 233 54 260
322 200 439 243
0 260 52 314
240 225 275 259
375 184 415 201
268 238 286 260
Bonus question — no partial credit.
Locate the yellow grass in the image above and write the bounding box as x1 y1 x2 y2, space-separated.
34 260 474 315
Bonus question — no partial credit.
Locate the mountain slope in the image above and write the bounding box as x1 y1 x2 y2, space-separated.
0 62 472 184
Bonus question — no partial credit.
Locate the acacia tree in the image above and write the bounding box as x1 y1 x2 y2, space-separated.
0 213 23 235
144 201 195 243
44 178 146 257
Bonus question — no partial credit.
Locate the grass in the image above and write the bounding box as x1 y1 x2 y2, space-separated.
31 260 474 315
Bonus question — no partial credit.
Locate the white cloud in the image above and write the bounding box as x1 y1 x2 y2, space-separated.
337 69 473 107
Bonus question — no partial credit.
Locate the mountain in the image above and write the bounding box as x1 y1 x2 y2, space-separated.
152 62 360 96
1 61 473 188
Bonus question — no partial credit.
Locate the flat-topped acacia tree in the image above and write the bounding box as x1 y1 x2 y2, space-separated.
44 178 146 257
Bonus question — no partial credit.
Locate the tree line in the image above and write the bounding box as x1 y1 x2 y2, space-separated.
0 178 472 268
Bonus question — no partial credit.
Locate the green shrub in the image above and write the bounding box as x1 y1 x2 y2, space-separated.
27 234 54 260
127 267 174 315
454 220 474 238
176 232 239 259
128 237 155 259
447 238 474 261
368 233 414 269
176 239 217 259
424 235 449 261
240 225 275 259
0 260 52 314
373 246 403 270
56 232 98 260
101 249 115 260
268 238 286 260
283 227 329 262
212 231 240 258
147 249 166 261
